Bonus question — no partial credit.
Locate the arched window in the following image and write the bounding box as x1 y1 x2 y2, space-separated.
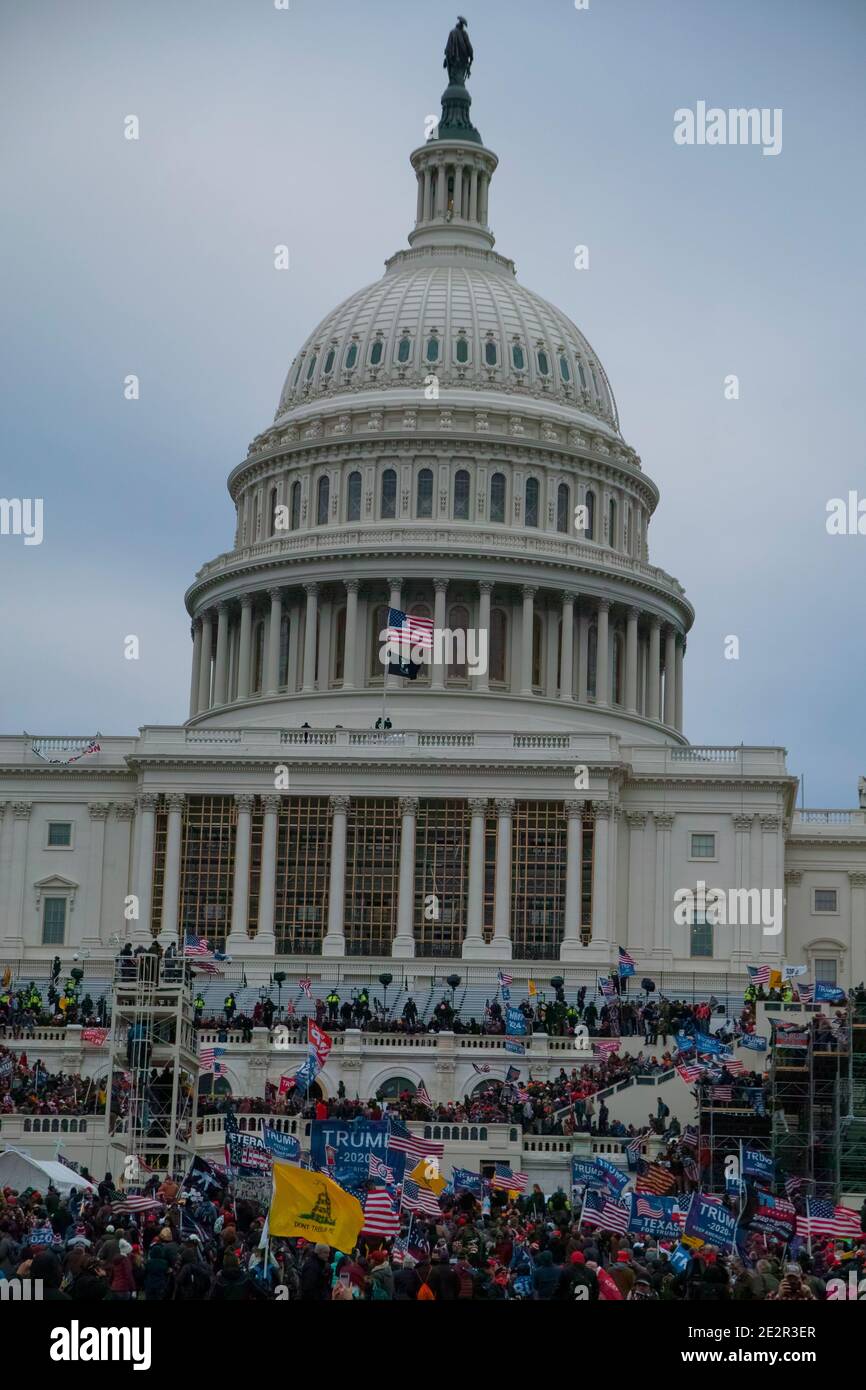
426 336 439 363
559 353 571 383
537 348 550 376
490 608 507 683
290 480 301 532
608 497 617 548
489 472 506 523
323 348 335 375
453 468 470 520
416 468 433 518
484 339 498 367
556 481 570 534
252 619 265 693
376 1076 418 1101
334 607 346 683
292 359 303 387
346 470 362 522
525 477 539 528
268 486 279 537
397 336 411 363
316 475 329 526
369 604 388 678
512 343 525 370
612 631 624 705
447 604 469 679
381 468 397 520
345 342 358 370
532 613 544 689
370 339 383 366
577 360 587 389
198 1074 232 1099
456 335 469 364
585 489 596 540
587 624 598 699
305 354 317 381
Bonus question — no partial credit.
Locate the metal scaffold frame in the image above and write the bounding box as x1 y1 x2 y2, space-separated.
106 954 200 1181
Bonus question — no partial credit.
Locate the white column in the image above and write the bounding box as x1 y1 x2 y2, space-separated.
591 801 611 949
227 794 254 950
520 586 536 695
453 163 463 216
213 602 230 707
625 607 639 713
595 599 610 707
545 606 559 697
159 794 185 943
197 610 214 712
302 582 319 692
393 797 418 959
265 588 283 696
647 617 661 721
80 803 110 949
287 595 301 692
386 577 402 690
652 811 674 958
560 801 584 960
462 797 488 958
848 872 866 992
469 167 478 222
663 626 677 727
0 805 12 948
254 795 280 955
317 597 332 691
475 581 492 693
492 798 514 958
343 579 360 689
760 815 783 960
625 811 647 954
189 620 203 718
559 592 575 700
323 795 349 957
131 793 158 944
578 604 589 703
675 636 685 732
432 579 448 690
236 595 254 701
3 802 32 953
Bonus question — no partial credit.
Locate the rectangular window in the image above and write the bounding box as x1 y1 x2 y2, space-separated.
814 958 837 985
690 912 713 959
42 897 67 945
813 889 838 913
47 822 72 848
690 833 716 859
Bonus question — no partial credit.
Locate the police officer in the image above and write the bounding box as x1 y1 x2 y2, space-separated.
224 992 236 1023
194 992 205 1023
326 989 340 1023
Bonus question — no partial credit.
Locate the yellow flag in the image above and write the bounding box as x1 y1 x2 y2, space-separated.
268 1162 365 1253
1 967 10 988
409 1156 446 1195
528 980 537 997
769 969 782 990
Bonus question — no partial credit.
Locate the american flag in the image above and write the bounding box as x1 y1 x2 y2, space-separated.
597 975 616 997
190 959 223 975
111 1196 163 1214
676 1063 704 1083
747 965 770 985
635 1195 675 1221
784 1174 804 1199
626 1137 644 1164
363 1186 400 1236
636 1161 676 1195
472 1062 491 1074
797 984 814 1003
298 979 312 998
592 1041 621 1056
618 946 636 974
199 1046 226 1073
385 607 434 653
415 1084 433 1109
681 1124 699 1150
497 970 513 988
368 1153 396 1186
81 1027 109 1045
387 1118 444 1162
402 1178 442 1216
490 1165 528 1193
798 1198 862 1238
709 1085 733 1102
724 1060 746 1075
683 1156 700 1184
184 934 210 957
581 1191 629 1233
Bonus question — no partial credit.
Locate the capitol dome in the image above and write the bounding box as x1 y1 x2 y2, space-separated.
184 44 693 745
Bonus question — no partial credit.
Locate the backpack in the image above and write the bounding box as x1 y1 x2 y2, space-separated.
371 1280 392 1301
417 1282 436 1300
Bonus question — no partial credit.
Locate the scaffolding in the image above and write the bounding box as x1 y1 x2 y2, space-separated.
839 998 866 1194
107 954 200 1181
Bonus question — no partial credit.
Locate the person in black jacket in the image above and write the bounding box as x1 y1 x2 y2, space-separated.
210 1251 254 1300
393 1255 422 1300
299 1243 332 1300
426 1252 460 1300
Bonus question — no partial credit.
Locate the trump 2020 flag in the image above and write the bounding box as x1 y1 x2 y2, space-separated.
268 1163 364 1254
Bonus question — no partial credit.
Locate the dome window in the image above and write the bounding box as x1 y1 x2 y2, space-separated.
416 468 433 518
345 343 358 370
590 363 601 394
293 359 304 387
316 475 330 526
323 348 335 375
511 343 525 371
426 336 440 363
559 354 571 383
484 339 498 367
577 361 587 389
557 481 570 534
289 481 301 532
306 354 317 381
585 489 596 540
347 470 362 523
490 472 506 523
397 336 412 363
453 469 471 521
381 468 397 520
456 336 469 364
537 349 550 376
370 340 383 366
525 477 539 528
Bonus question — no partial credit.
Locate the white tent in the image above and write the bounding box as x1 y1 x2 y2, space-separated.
0 1147 97 1196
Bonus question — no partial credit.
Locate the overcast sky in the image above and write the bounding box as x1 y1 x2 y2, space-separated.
1 0 863 807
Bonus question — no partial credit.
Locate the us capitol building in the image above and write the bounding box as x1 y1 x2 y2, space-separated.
2 32 865 1022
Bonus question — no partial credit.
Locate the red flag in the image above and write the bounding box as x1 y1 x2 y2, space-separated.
308 1019 333 1066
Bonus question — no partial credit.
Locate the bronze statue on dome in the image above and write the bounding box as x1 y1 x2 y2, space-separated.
444 16 473 84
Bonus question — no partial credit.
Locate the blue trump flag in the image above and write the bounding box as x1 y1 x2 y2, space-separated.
453 1168 483 1197
629 1194 681 1239
261 1126 300 1164
740 1033 767 1052
311 1119 405 1190
506 1007 527 1036
742 1147 774 1183
571 1156 627 1197
815 983 846 1003
684 1194 738 1252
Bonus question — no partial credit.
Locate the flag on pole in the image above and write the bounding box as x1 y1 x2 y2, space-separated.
497 970 513 988
184 934 210 957
401 1178 442 1216
362 1186 400 1236
597 975 616 998
471 1062 491 1075
386 1118 444 1162
414 1084 433 1109
368 1153 396 1186
527 980 537 997
747 965 771 985
798 1199 862 1238
199 1047 226 1073
268 1164 365 1252
298 978 312 998
490 1165 528 1193
618 946 636 977
581 1192 630 1233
